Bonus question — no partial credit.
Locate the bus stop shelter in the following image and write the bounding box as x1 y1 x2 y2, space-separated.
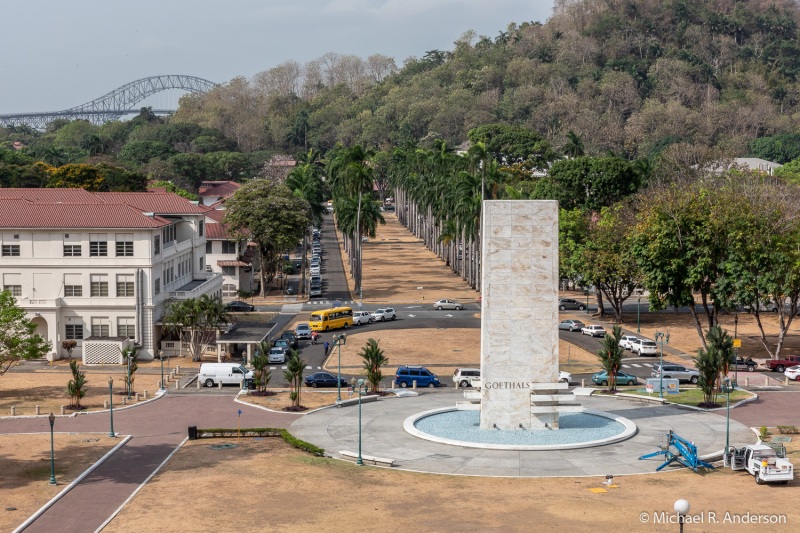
216 321 277 366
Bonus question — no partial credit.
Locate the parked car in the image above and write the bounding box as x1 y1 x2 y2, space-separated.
729 356 757 372
764 355 800 373
304 372 348 388
295 323 312 340
225 301 255 312
279 331 298 349
619 335 639 350
651 363 700 384
631 339 658 356
434 299 463 310
558 298 587 311
581 325 607 337
272 339 291 351
371 308 397 321
559 370 572 383
309 286 322 297
784 365 800 381
383 204 395 212
396 365 440 388
558 319 585 332
268 347 287 364
591 370 638 386
453 368 480 388
310 265 321 276
353 310 373 325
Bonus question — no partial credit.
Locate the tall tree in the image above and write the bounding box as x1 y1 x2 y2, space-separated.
225 180 311 296
161 295 229 361
359 338 388 393
0 290 51 375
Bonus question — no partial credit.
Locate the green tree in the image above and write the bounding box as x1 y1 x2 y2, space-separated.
253 342 272 393
359 338 388 393
596 325 624 392
121 346 139 395
0 290 51 375
225 179 311 297
161 295 229 361
119 140 175 164
67 359 87 409
283 349 306 408
546 156 641 211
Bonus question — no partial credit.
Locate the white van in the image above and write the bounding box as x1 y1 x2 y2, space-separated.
198 363 253 387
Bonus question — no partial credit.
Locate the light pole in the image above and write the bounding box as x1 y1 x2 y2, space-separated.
722 378 735 457
734 313 739 386
356 378 365 466
637 294 641 334
48 412 56 485
674 499 690 533
655 331 670 398
334 334 347 403
159 350 165 391
108 376 116 438
585 288 590 315
126 354 132 400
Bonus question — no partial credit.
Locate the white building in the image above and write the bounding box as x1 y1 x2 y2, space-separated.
204 208 257 298
0 188 222 362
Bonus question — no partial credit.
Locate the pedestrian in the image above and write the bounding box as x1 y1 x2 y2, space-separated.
311 331 318 345
323 340 330 354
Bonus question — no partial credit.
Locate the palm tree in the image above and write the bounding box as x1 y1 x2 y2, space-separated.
283 349 306 407
253 342 272 393
563 130 585 158
286 153 326 294
359 338 388 393
161 296 229 361
596 326 624 392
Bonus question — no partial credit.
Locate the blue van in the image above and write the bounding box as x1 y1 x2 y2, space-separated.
395 365 441 388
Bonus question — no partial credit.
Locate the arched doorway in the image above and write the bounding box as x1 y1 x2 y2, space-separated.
30 316 48 342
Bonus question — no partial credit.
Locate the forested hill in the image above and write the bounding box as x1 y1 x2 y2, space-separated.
171 0 800 160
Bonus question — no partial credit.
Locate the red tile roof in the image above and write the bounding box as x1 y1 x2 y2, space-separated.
94 191 211 214
0 188 104 203
0 199 170 229
206 222 230 239
205 209 226 223
217 260 249 267
199 181 240 198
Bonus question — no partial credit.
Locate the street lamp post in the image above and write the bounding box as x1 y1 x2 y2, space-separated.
584 288 590 315
126 354 132 400
637 295 641 334
734 313 740 386
655 331 670 398
48 412 56 485
674 499 690 533
108 377 116 438
334 334 347 403
722 378 735 459
159 350 165 391
356 378 365 466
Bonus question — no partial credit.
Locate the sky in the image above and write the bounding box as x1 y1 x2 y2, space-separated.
0 0 555 115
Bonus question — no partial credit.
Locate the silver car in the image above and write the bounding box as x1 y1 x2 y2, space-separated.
434 299 463 310
651 363 699 384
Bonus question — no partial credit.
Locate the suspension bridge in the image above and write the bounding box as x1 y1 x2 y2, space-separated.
0 75 217 129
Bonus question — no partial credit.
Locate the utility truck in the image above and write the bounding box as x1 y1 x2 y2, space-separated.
726 444 793 485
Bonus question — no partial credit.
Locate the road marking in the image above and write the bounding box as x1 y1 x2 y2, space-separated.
305 366 313 369
630 363 642 368
406 305 422 309
408 314 416 318
622 364 631 368
445 314 454 318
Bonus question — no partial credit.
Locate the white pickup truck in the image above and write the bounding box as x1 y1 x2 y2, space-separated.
727 444 793 485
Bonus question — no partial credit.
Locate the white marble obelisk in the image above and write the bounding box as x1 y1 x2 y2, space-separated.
479 200 576 430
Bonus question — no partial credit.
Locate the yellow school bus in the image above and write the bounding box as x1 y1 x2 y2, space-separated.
309 307 354 331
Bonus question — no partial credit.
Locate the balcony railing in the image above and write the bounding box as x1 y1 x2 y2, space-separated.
168 272 223 300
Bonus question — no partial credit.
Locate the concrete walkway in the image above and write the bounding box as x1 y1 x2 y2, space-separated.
290 391 755 478
1 393 300 533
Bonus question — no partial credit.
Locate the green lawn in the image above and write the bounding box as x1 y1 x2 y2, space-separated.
624 387 754 407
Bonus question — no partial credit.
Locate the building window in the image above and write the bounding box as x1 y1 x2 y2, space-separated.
90 274 109 297
199 221 204 237
222 241 237 254
116 274 134 297
64 284 82 297
222 266 236 276
222 283 237 297
2 244 20 256
91 317 110 337
162 224 176 245
154 235 160 255
154 278 160 295
206 241 213 253
65 324 83 340
3 285 22 296
90 234 107 257
116 234 134 257
63 245 82 257
89 241 107 256
117 317 135 339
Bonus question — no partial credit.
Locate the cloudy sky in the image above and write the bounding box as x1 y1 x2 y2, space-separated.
0 0 555 114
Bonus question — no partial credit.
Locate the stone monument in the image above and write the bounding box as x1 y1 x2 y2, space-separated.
479 200 580 430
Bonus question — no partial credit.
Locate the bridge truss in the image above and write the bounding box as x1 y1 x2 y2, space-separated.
0 75 217 129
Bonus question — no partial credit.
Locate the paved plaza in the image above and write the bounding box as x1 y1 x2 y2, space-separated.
290 391 756 477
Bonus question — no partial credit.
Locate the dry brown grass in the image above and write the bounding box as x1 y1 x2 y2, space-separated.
101 437 800 533
0 433 117 533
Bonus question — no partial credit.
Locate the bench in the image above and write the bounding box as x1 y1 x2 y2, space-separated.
339 450 395 467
